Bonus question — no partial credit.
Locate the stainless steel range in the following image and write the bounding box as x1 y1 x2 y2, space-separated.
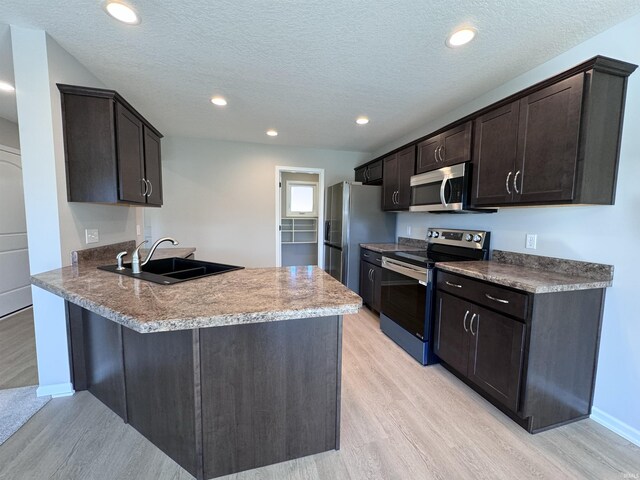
380 228 490 365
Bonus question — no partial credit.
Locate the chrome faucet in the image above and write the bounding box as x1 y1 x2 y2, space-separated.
131 237 179 274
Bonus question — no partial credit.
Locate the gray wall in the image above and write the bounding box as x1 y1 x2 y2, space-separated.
145 137 366 267
0 116 19 149
384 14 640 443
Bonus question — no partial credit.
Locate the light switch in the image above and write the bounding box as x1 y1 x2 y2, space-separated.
85 228 99 244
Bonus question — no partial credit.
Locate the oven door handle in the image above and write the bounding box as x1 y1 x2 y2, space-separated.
382 257 428 282
439 175 451 209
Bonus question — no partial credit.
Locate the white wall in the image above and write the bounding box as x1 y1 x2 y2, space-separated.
386 14 640 443
0 116 19 149
11 27 139 396
145 137 366 267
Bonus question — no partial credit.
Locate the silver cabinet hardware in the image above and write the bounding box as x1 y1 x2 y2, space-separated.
470 313 477 335
463 310 470 332
445 281 463 288
505 172 512 194
369 268 374 282
116 251 128 271
513 170 521 194
438 145 445 163
485 293 509 304
418 280 427 286
147 179 153 197
433 147 438 164
363 253 370 257
141 178 148 196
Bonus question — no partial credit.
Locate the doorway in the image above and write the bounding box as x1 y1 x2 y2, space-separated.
0 145 31 317
275 166 325 267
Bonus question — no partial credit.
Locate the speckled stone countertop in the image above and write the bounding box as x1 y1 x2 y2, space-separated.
361 236 428 253
31 263 362 333
436 250 614 294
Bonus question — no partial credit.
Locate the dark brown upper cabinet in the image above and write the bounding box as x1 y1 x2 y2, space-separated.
471 57 636 207
416 122 472 174
354 159 383 185
382 145 415 211
58 84 163 207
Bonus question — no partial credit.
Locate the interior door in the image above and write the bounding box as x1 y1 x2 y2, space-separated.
0 148 32 317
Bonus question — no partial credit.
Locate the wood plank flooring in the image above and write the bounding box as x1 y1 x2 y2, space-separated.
0 307 38 390
0 308 638 479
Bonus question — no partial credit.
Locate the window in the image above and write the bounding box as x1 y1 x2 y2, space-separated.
286 181 318 217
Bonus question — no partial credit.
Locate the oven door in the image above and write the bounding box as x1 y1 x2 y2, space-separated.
409 163 465 212
380 258 430 340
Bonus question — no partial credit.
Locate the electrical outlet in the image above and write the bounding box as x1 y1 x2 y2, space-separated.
136 224 142 236
525 233 537 249
85 228 99 244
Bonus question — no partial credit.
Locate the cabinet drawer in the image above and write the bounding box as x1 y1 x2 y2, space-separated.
360 249 382 266
437 271 529 320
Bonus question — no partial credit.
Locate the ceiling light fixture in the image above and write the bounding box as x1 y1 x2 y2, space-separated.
356 116 369 125
104 1 141 25
0 81 15 93
446 27 477 48
266 129 278 137
210 96 228 106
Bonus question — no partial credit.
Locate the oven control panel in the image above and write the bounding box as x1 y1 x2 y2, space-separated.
427 228 489 249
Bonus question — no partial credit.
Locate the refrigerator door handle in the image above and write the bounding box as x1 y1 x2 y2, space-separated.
325 220 331 241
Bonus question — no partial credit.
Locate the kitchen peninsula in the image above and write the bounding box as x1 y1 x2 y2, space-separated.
31 253 361 480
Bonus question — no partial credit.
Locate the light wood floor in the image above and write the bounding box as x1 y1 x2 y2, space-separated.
0 307 38 390
0 308 638 480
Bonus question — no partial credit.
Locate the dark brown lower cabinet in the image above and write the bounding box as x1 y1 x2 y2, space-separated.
66 302 343 479
434 271 606 433
360 249 382 312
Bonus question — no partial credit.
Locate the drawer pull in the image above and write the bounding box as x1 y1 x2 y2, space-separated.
363 253 370 257
445 281 463 288
463 310 469 332
485 293 509 304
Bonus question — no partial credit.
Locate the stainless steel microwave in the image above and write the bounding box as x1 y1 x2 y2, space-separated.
409 163 495 213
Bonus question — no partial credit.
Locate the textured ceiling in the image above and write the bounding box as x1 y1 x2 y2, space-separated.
1 1 640 152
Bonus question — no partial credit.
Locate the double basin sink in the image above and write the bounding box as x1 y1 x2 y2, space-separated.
98 257 244 285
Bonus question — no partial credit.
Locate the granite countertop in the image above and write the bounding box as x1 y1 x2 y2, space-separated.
31 263 362 334
360 243 425 253
436 250 614 294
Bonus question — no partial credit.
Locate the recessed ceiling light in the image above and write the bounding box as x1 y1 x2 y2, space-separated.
0 81 15 93
104 1 141 25
266 129 278 137
356 116 369 125
446 28 477 48
210 96 227 106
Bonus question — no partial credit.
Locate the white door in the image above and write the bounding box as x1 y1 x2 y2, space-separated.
0 146 32 317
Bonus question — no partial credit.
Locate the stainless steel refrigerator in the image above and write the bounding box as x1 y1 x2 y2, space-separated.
324 182 396 292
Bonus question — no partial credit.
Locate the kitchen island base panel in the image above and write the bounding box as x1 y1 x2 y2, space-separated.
66 302 342 480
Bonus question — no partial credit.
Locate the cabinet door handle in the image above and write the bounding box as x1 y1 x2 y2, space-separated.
505 171 512 194
513 170 521 194
470 313 478 336
485 293 509 304
141 178 148 196
146 179 153 197
369 268 374 282
438 145 445 163
418 280 427 286
433 147 438 164
463 310 470 332
445 281 462 288
363 253 370 257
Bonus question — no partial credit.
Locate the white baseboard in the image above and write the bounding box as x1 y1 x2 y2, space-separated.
591 407 640 447
37 382 75 398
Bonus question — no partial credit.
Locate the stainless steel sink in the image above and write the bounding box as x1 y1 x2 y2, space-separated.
98 257 244 284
